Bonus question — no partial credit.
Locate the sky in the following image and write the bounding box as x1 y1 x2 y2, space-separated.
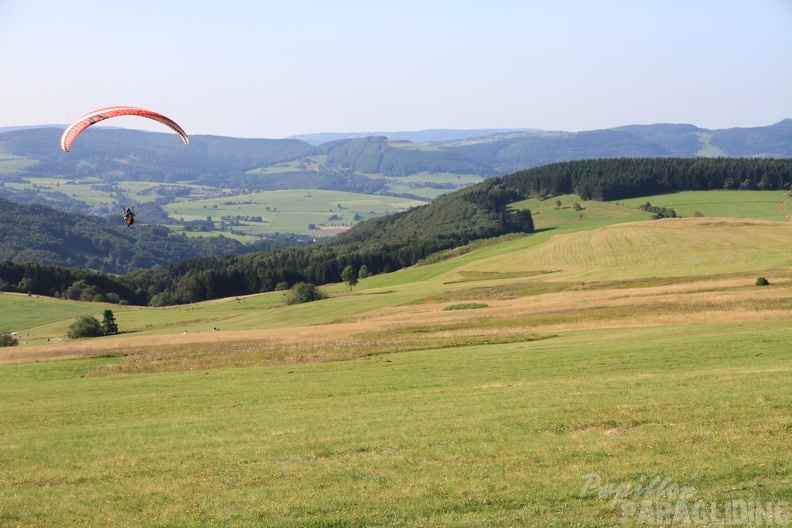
1 0 791 139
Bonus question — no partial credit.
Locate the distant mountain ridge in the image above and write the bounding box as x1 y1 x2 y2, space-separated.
288 128 541 145
1 119 790 204
0 125 64 134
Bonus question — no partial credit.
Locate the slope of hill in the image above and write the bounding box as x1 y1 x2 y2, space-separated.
708 118 792 157
3 209 792 527
0 198 307 274
319 136 497 177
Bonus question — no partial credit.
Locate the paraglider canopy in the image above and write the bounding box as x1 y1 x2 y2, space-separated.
60 106 189 152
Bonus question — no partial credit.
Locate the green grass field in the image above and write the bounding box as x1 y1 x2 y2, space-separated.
616 190 790 221
245 161 303 175
2 321 790 526
162 189 425 236
0 154 37 174
2 190 792 526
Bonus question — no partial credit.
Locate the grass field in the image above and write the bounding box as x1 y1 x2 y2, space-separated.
380 172 484 200
161 189 426 236
2 191 792 526
0 154 37 174
616 190 791 221
5 176 119 211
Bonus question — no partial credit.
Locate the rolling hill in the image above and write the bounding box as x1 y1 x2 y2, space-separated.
2 177 792 526
1 119 790 189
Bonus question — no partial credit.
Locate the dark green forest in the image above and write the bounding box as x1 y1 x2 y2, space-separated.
3 157 792 307
501 157 792 201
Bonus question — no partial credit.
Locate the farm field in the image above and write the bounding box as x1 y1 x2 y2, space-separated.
2 192 792 526
2 176 116 213
2 177 227 215
161 189 426 236
379 172 484 200
616 190 791 221
0 154 38 174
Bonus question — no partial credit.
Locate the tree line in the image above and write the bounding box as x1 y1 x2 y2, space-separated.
501 157 792 201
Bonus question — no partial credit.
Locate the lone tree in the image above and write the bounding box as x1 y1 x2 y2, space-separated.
67 316 104 339
359 265 370 279
511 209 535 233
102 309 119 335
341 265 359 290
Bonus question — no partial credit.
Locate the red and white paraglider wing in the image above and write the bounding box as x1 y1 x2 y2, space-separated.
60 106 189 152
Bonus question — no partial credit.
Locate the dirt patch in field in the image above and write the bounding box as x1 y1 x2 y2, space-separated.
316 225 351 233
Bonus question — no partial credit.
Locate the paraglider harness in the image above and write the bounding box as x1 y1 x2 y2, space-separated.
123 207 135 227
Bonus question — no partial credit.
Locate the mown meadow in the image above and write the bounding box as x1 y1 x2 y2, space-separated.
1 190 791 526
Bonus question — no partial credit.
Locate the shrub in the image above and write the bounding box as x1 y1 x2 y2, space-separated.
286 282 327 305
756 277 770 286
0 334 19 347
443 303 489 311
67 316 104 339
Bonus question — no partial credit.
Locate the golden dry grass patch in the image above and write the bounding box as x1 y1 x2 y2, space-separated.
0 324 363 365
334 274 792 335
458 217 792 279
7 269 790 368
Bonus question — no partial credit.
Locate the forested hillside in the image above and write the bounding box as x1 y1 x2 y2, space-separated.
320 136 497 177
0 198 309 274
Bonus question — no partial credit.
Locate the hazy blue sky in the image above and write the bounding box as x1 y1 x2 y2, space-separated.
1 0 790 138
